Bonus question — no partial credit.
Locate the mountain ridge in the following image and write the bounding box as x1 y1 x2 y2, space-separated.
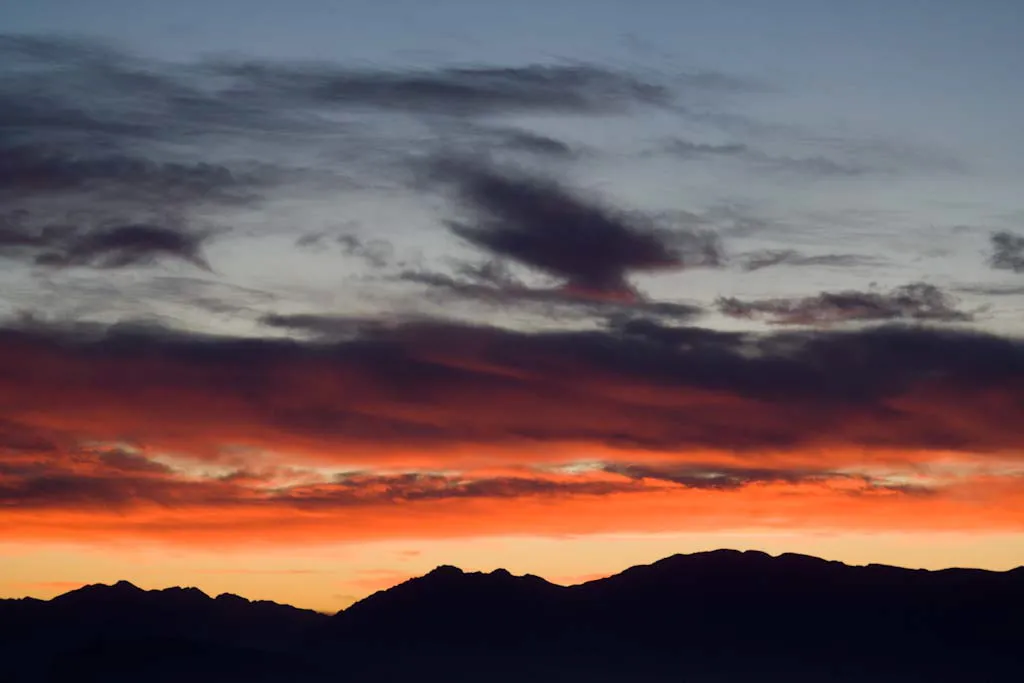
2 549 1022 682
12 547 1021 613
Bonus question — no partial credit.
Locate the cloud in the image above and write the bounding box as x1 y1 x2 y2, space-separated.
6 35 675 280
0 458 642 511
285 472 642 508
0 418 60 453
0 144 267 203
664 140 751 158
0 219 211 270
604 463 931 495
336 235 394 269
739 249 880 272
717 283 972 325
0 459 935 516
2 319 1024 544
211 61 675 117
990 231 1024 273
94 448 174 474
663 138 869 177
2 318 1024 456
1 34 678 141
957 284 1024 296
429 158 721 300
260 314 384 338
397 265 704 321
488 128 576 157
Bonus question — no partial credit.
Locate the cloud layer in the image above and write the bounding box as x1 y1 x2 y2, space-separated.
1 318 1023 545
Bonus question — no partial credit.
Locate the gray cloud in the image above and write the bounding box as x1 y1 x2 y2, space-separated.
398 265 704 322
990 231 1024 273
0 144 268 203
295 232 396 269
603 463 930 495
664 138 868 177
211 61 675 117
740 249 881 271
0 219 211 270
0 459 642 511
717 283 972 326
957 284 1024 297
430 158 722 300
488 128 576 157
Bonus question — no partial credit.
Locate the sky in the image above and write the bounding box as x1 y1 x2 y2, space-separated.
2 0 1024 613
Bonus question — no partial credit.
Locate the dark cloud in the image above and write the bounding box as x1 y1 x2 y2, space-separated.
212 61 674 116
285 473 641 509
957 284 1024 296
0 34 327 145
740 249 881 271
429 158 721 299
606 463 819 489
0 144 267 203
1 34 679 143
990 231 1024 273
664 139 751 158
604 463 931 495
3 319 1024 454
490 128 575 157
0 450 934 513
0 418 60 454
718 283 972 326
0 219 211 270
94 449 174 474
260 314 383 339
0 459 641 511
398 265 704 322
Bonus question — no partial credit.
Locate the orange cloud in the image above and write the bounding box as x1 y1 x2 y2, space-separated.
2 321 1024 549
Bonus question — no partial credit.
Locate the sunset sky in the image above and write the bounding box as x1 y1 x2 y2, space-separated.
2 0 1024 613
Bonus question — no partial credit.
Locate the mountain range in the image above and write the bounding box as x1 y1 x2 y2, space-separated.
2 549 1022 682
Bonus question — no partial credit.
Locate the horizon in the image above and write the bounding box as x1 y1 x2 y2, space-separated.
2 1 1024 619
13 547 1024 615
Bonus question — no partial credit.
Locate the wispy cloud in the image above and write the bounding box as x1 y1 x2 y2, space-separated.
663 138 869 177
739 249 881 272
0 218 211 270
718 283 972 325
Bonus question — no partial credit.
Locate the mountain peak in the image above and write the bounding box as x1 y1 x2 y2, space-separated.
50 579 144 604
426 564 464 578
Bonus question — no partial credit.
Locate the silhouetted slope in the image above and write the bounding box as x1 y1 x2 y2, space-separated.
565 550 1024 679
318 549 1024 681
329 565 567 644
2 551 1023 682
0 581 328 683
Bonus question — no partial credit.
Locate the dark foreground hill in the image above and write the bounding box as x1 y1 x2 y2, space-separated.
2 549 1022 682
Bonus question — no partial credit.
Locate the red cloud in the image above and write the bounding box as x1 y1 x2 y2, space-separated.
2 321 1024 547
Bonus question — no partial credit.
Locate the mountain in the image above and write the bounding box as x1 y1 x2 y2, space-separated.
0 581 331 683
2 550 1022 682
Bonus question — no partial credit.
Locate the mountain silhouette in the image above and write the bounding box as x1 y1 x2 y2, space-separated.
2 549 1022 682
